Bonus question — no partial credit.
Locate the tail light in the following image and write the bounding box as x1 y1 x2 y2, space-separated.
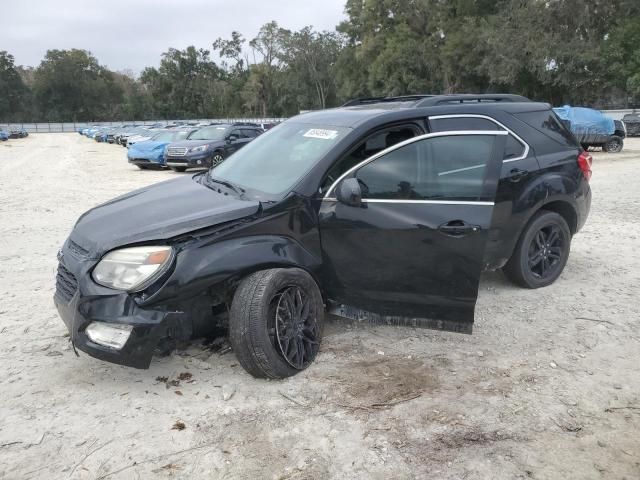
577 151 592 181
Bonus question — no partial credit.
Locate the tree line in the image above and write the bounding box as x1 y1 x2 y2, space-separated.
2 0 640 123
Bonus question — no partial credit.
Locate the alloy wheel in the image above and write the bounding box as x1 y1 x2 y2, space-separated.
527 224 565 279
272 286 320 369
212 153 224 167
606 138 622 153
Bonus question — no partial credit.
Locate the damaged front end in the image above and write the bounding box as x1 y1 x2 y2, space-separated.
54 244 193 369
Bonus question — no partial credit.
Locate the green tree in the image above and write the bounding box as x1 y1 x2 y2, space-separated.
33 49 122 121
140 46 222 118
280 27 344 109
0 51 31 121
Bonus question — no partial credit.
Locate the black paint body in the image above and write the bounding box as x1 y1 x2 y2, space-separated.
54 98 591 368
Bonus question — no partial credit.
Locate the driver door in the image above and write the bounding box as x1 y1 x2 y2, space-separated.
318 131 507 333
224 129 244 156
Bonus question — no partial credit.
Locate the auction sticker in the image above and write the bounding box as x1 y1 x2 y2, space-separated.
303 129 339 140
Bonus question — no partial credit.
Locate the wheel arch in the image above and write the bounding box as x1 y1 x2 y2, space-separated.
538 200 578 234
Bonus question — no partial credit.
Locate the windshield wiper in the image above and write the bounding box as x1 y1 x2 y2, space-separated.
206 174 246 197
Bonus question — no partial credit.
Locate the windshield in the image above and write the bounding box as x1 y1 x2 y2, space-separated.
152 131 173 141
152 130 190 141
212 122 350 196
189 126 230 141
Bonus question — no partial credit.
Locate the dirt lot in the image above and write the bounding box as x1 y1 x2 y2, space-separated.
0 133 638 480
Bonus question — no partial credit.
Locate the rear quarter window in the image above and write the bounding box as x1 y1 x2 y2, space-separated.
514 110 579 148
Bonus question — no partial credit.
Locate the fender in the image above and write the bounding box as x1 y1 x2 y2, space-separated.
488 171 581 269
145 234 323 306
521 171 580 231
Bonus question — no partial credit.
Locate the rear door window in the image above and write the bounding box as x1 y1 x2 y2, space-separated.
429 116 526 161
242 128 258 138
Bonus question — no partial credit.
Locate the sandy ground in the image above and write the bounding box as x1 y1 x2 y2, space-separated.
0 133 638 480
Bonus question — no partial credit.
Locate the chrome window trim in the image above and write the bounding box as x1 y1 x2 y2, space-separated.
428 114 530 163
323 198 495 206
323 130 508 199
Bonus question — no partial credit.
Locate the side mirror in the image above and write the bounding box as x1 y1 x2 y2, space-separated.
227 134 239 142
335 178 362 207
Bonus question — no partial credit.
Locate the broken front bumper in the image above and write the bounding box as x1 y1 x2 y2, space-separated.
54 249 188 369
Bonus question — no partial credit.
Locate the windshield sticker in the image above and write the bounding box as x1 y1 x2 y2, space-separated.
303 129 339 140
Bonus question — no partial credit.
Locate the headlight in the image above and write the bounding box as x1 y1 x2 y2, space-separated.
190 145 209 153
92 246 174 292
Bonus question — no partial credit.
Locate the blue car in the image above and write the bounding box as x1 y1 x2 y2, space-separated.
127 129 195 169
0 129 9 141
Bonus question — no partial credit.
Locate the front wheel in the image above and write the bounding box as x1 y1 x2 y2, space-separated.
503 210 571 288
229 268 324 379
603 135 623 153
210 151 225 167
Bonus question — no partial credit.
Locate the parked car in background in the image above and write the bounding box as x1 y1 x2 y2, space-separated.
55 94 591 377
622 113 640 137
118 127 149 147
126 128 157 147
127 129 195 170
94 127 112 142
8 127 28 138
0 129 9 141
164 123 263 172
553 105 625 152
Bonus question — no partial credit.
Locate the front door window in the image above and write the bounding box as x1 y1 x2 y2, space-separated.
354 134 496 202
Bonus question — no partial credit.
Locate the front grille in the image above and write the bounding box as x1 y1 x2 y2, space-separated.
68 240 89 258
55 263 78 303
167 147 188 157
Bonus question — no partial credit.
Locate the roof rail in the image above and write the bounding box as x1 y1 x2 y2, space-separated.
342 95 434 107
415 94 530 107
341 93 531 108
232 121 260 127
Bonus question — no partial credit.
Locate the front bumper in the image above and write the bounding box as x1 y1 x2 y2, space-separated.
53 247 189 369
128 152 165 167
165 151 211 168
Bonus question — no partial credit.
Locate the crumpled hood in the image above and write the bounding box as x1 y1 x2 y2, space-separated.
69 175 260 257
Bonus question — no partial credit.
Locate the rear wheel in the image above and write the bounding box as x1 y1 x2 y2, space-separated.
170 166 187 172
229 268 324 379
603 135 623 153
503 210 571 289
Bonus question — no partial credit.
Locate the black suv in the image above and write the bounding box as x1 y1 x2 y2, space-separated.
164 123 263 172
54 94 591 378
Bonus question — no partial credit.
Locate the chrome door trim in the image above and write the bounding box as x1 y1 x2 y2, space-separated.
428 114 530 163
323 130 508 199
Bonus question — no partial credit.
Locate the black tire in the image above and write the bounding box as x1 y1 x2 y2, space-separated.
603 135 623 153
210 151 225 168
229 268 324 379
503 210 571 289
170 166 187 172
136 165 148 170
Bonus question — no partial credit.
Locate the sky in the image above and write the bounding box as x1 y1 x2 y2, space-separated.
1 0 347 74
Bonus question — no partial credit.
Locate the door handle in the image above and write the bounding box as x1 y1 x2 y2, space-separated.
438 220 481 237
508 168 528 182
